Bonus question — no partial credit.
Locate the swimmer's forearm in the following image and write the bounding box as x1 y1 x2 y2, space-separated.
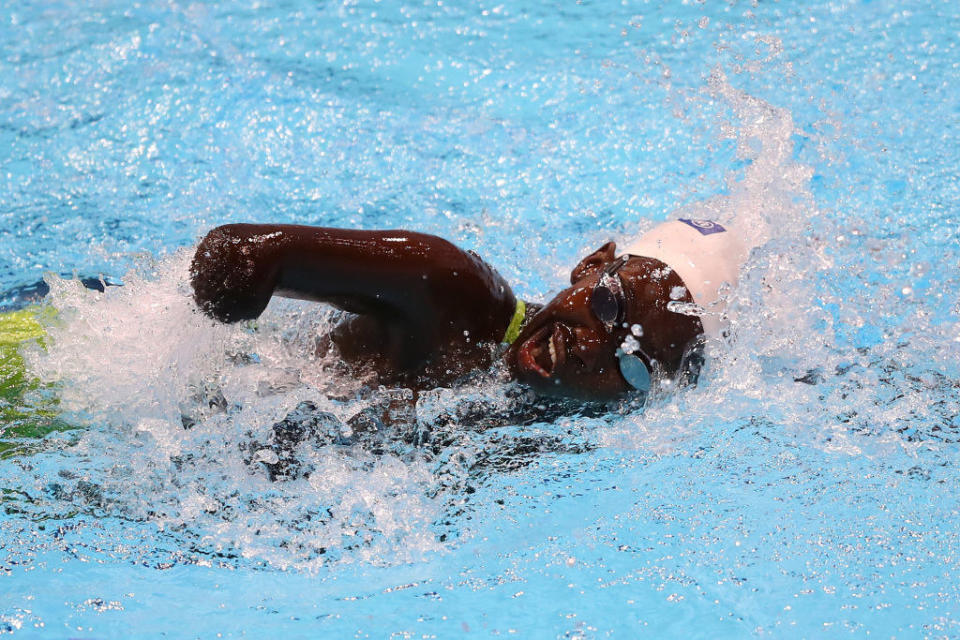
273 226 492 308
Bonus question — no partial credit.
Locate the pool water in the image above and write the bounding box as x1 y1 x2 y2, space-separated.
2 0 960 637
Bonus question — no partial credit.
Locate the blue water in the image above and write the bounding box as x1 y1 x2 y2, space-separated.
2 0 960 637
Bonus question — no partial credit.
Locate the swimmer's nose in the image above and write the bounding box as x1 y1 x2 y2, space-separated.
567 328 604 372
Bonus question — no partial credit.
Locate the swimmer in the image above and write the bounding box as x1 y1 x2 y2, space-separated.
190 219 746 401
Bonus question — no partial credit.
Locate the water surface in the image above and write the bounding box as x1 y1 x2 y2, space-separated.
2 0 959 637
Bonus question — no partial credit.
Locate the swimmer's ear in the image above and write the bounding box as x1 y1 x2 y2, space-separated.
570 241 617 284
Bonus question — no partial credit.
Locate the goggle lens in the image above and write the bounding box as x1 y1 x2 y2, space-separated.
618 352 652 393
589 284 620 328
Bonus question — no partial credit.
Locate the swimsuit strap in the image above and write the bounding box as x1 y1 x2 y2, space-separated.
501 299 526 345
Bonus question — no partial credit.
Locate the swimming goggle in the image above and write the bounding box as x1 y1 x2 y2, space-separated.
589 256 654 393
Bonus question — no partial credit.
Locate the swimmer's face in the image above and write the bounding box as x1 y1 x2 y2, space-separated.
505 242 702 400
507 277 629 399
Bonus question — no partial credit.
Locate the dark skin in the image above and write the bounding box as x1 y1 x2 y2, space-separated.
190 224 703 400
505 241 703 399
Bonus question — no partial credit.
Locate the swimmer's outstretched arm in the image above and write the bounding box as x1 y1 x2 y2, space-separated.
190 224 516 371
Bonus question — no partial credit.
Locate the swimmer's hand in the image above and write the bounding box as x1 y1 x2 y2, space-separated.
190 225 281 322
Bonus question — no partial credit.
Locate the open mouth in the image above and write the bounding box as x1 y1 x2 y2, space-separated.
517 322 570 378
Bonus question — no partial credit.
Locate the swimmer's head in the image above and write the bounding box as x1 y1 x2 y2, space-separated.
505 242 703 400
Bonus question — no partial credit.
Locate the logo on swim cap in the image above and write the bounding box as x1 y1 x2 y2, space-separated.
679 218 726 235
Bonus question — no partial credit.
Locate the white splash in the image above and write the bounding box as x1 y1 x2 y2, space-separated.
22 251 448 570
25 252 237 429
603 66 836 450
